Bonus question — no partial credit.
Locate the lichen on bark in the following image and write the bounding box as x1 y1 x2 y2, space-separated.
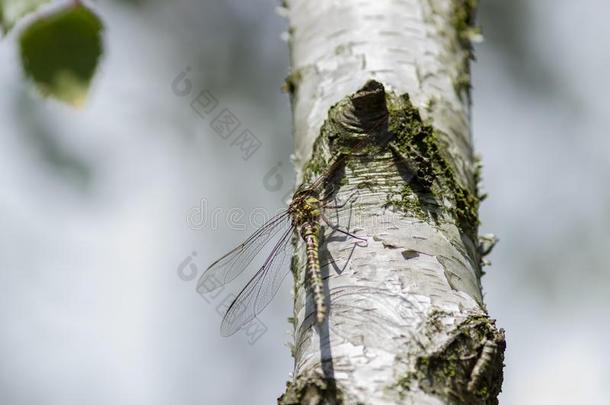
451 0 479 47
279 371 345 405
394 311 505 405
301 80 390 185
301 85 481 241
451 0 480 99
283 81 503 404
282 0 504 402
385 93 481 240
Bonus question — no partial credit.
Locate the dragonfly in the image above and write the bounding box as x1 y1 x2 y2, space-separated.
197 158 367 337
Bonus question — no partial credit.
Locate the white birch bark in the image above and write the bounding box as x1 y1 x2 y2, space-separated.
278 1 505 404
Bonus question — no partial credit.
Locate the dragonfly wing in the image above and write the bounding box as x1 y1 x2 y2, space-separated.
197 210 291 295
220 227 293 337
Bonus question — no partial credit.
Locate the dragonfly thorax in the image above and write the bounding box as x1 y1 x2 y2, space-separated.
290 189 321 230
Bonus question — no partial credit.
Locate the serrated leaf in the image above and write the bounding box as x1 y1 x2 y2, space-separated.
19 4 103 106
0 0 50 33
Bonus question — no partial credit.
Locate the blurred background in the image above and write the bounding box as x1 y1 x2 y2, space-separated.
0 0 608 404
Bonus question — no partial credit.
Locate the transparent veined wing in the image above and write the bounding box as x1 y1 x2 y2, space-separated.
220 226 293 336
196 210 291 295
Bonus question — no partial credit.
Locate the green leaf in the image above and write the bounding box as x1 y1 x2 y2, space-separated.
0 0 50 33
19 4 104 106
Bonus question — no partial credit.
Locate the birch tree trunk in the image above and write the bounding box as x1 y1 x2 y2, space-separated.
279 1 505 404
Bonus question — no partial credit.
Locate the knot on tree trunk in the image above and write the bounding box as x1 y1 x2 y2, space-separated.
328 80 389 153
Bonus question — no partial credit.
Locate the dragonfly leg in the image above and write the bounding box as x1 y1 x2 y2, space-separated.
323 190 359 209
320 183 338 202
321 212 368 246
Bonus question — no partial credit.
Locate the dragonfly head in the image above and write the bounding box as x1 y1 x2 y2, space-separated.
291 188 321 225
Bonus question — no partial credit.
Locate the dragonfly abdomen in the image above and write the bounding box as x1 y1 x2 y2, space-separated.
301 222 326 324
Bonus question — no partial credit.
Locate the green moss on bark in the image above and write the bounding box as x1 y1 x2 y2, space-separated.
383 183 428 220
300 86 480 239
279 372 344 405
451 0 479 100
385 94 480 238
452 0 479 47
301 80 389 184
395 312 505 405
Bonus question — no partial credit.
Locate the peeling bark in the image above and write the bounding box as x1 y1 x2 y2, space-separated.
279 1 504 404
